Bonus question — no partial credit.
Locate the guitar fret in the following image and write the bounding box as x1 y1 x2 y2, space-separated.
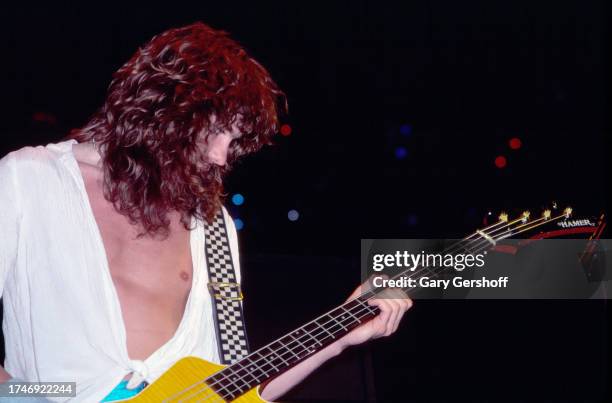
289 331 315 356
222 366 251 394
269 344 291 366
242 355 269 380
313 319 336 340
279 337 302 360
268 348 289 371
296 326 323 349
340 305 362 325
330 312 348 331
212 375 242 401
356 298 377 315
234 360 261 384
256 349 280 373
356 305 375 321
233 367 253 390
224 388 238 402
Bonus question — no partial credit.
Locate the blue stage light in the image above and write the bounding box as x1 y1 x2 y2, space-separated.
395 147 408 159
400 124 412 136
288 209 300 221
234 218 244 230
232 193 245 206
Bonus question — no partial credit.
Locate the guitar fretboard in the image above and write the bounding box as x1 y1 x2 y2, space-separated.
206 295 380 400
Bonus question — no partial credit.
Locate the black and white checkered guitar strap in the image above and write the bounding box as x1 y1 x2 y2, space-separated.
204 209 250 365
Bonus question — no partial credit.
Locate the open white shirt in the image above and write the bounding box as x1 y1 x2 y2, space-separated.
0 139 242 402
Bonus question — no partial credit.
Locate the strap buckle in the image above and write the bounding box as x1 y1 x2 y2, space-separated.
207 282 244 301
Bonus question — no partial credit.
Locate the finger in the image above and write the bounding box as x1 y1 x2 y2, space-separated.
372 298 398 337
368 299 391 338
392 295 414 330
392 299 409 332
384 299 401 336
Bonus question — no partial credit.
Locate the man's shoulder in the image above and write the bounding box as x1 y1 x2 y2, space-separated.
3 139 75 174
0 139 77 193
5 139 74 164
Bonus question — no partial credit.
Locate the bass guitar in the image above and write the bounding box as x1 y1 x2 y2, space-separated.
116 206 593 402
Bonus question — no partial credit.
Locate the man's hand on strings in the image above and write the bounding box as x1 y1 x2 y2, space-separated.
258 282 412 402
337 283 413 348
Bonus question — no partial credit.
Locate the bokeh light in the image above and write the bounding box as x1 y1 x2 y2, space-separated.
288 209 300 221
509 137 522 150
399 124 412 136
234 218 244 230
32 111 57 125
495 155 507 168
231 193 245 206
280 124 292 136
395 147 408 159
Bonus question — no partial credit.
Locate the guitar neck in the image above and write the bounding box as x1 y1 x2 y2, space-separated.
206 295 380 401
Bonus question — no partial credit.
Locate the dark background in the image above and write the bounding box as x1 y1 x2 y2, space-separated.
0 1 609 402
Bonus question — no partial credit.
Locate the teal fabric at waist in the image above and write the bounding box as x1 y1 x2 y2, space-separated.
100 379 148 402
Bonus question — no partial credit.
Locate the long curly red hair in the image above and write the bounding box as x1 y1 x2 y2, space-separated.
68 22 287 238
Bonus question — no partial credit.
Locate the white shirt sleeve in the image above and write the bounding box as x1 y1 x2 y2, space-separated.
0 152 20 298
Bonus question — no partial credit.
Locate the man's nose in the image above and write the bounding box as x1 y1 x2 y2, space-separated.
206 136 230 166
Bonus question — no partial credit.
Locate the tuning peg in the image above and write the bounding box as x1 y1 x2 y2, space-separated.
563 207 573 218
498 212 508 222
521 211 530 222
543 209 551 220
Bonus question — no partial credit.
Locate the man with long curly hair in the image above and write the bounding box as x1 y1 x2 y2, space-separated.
0 22 411 401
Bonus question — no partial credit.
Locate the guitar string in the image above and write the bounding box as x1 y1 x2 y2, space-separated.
443 214 553 257
168 212 566 402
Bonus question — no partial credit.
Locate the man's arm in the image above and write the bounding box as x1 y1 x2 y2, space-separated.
259 285 412 402
0 152 19 384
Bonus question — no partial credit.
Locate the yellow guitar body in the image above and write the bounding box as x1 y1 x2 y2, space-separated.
117 356 266 402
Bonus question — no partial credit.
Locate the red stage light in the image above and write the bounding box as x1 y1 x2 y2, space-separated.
280 124 292 136
495 155 507 168
32 112 57 125
509 137 522 150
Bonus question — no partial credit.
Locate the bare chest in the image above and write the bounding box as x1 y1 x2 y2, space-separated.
77 162 194 361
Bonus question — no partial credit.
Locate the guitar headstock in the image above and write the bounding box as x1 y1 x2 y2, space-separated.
477 204 575 242
477 203 609 245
